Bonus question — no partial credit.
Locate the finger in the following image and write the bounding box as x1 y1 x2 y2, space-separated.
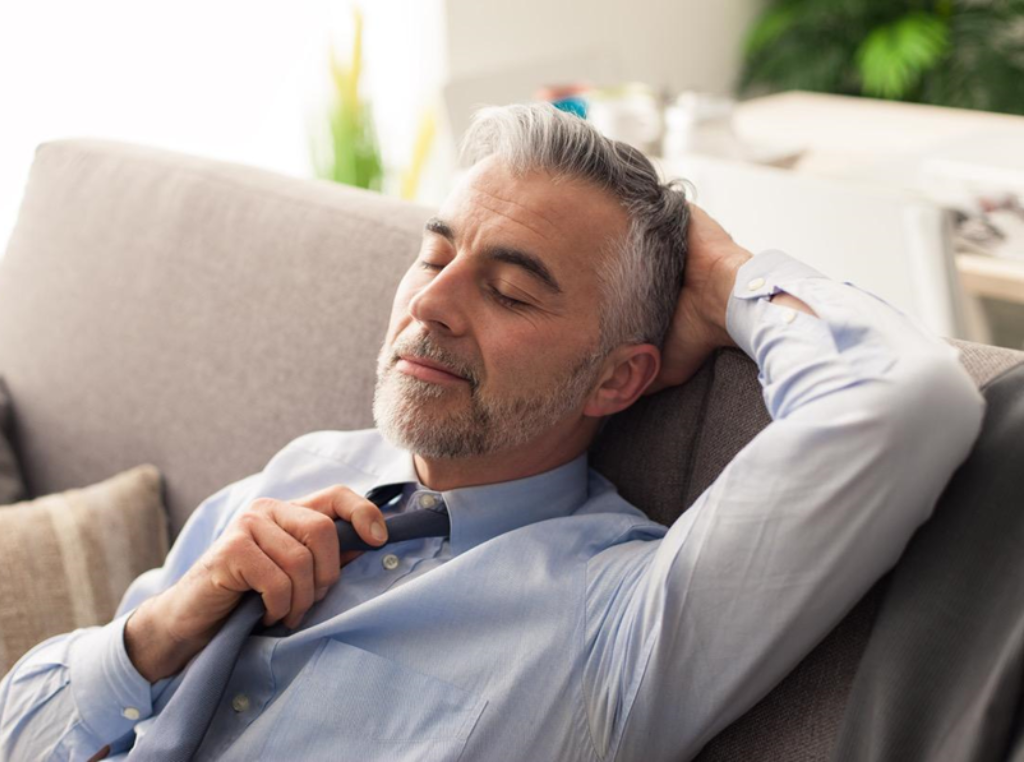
227 527 293 627
246 516 316 628
291 486 388 547
262 499 342 591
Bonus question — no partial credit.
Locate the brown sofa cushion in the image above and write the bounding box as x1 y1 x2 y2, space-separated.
0 465 169 674
0 377 26 505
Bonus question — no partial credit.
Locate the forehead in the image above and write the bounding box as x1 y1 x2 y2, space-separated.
436 156 629 280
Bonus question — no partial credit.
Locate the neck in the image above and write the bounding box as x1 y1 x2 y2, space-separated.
413 417 600 491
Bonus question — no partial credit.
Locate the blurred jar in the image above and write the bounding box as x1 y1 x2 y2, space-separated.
663 91 742 160
587 83 663 155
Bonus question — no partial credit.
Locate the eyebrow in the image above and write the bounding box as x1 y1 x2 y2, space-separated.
424 216 563 295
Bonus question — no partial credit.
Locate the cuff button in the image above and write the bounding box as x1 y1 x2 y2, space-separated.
122 706 141 721
747 277 766 291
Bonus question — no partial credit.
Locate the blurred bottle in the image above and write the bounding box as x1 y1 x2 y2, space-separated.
586 83 663 155
662 91 742 161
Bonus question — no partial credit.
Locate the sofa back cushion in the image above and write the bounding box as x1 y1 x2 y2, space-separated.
0 140 431 535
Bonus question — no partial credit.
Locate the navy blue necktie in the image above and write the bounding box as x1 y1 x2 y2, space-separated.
127 483 448 761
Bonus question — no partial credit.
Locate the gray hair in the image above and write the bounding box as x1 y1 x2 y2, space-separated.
459 102 690 353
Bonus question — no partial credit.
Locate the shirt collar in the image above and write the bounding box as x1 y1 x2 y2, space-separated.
367 440 590 557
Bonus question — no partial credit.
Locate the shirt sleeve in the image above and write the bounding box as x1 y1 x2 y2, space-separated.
587 249 986 762
0 471 264 760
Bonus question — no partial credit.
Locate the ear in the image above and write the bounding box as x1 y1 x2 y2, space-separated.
583 344 661 418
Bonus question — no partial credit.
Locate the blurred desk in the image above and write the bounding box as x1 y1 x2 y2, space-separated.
957 254 1024 304
729 91 1024 307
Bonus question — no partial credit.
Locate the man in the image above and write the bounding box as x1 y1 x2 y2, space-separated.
0 104 984 760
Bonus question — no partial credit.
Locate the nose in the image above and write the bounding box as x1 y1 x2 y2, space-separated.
407 262 470 337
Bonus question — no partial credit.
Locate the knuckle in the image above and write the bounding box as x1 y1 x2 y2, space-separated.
282 545 312 572
248 496 276 513
236 511 262 532
222 530 251 554
309 512 336 538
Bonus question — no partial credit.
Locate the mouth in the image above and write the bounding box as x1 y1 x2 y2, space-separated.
396 354 470 385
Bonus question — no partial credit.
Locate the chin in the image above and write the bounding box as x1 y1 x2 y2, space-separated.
373 377 482 458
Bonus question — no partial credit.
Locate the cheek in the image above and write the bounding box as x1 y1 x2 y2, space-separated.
479 329 561 386
385 278 418 339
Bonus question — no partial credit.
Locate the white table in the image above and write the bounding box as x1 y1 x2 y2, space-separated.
727 91 1024 307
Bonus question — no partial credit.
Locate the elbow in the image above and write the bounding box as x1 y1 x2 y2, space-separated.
881 345 986 473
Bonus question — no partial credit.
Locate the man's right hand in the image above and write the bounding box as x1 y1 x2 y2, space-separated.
124 485 391 683
645 204 753 395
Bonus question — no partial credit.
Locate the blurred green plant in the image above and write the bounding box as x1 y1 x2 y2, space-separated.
311 8 383 191
740 0 1024 115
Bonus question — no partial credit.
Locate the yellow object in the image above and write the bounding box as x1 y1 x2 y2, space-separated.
401 106 437 201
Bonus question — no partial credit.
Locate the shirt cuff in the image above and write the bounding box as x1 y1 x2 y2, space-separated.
68 608 154 743
725 249 830 359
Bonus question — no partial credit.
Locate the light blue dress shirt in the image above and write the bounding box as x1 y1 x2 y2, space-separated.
0 251 985 761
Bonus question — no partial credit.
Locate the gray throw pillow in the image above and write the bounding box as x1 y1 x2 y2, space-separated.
0 377 26 504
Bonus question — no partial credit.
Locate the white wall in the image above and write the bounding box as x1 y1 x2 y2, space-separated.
445 0 765 96
0 0 763 257
0 0 447 259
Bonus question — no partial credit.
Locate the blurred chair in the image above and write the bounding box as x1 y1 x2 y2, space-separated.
661 153 973 340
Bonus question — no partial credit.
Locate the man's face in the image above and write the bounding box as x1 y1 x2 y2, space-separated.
373 156 629 459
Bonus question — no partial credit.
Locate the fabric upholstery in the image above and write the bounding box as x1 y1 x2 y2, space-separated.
0 377 26 505
831 359 1024 761
590 355 714 527
0 465 168 674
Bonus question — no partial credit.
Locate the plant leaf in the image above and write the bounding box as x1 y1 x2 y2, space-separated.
856 11 949 99
744 4 799 57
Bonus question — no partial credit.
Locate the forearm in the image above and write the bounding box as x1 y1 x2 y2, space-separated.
124 589 211 683
0 619 152 760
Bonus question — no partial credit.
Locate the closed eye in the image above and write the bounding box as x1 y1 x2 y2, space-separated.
490 287 530 310
418 260 532 310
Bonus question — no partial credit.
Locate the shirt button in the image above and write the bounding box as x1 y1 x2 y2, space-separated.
382 553 400 571
419 494 438 509
231 693 251 713
122 706 141 721
781 308 797 323
747 277 766 291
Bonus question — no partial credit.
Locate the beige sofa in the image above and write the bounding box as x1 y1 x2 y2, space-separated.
1 140 1021 759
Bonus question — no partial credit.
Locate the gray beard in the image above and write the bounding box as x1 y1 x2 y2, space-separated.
372 334 604 459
